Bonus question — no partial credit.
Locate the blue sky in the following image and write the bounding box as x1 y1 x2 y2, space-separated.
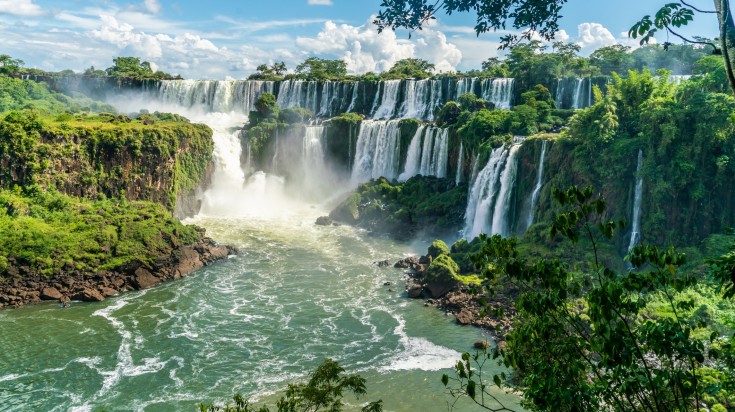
0 0 721 79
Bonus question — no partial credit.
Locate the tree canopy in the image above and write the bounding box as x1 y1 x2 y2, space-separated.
376 0 735 95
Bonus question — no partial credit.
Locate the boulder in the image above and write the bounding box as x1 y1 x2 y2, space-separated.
424 255 460 298
394 256 420 269
99 287 119 297
455 309 474 325
132 267 161 290
407 285 423 299
174 246 204 277
374 260 391 268
73 288 105 302
474 340 490 349
315 216 333 226
40 287 63 301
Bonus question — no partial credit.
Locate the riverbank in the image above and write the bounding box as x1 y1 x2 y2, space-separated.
0 237 237 309
389 253 517 344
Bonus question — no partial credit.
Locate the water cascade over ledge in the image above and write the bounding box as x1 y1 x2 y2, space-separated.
627 149 645 254
525 140 549 231
463 138 524 239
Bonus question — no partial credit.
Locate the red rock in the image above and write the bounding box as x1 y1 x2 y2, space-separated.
455 309 474 325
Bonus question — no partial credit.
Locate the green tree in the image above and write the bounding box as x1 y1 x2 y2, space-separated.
295 57 347 80
106 56 154 77
480 57 510 77
444 186 732 411
198 359 383 412
589 44 634 75
383 58 435 79
0 55 24 75
376 0 735 95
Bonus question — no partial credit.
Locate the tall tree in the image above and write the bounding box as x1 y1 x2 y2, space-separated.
375 0 735 95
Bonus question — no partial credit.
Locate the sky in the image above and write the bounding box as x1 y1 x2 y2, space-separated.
0 0 721 79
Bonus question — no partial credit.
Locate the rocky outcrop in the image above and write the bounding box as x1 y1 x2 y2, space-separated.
0 238 237 309
397 252 517 342
315 216 334 226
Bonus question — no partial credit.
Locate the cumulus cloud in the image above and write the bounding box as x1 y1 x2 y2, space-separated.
559 22 652 55
296 19 462 74
0 0 43 17
308 0 333 5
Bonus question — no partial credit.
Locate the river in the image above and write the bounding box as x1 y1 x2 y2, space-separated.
0 98 521 411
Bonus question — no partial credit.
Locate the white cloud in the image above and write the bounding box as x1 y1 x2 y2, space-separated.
559 22 653 55
308 0 333 5
143 0 161 14
296 19 462 74
0 0 43 17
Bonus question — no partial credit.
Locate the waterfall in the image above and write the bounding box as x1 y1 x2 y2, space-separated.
572 78 586 109
398 126 449 181
303 126 326 175
627 149 644 254
372 80 402 119
271 129 280 174
455 142 464 186
464 139 523 239
481 78 515 109
351 120 402 183
490 140 522 237
157 80 274 113
554 79 565 109
525 140 548 231
431 128 449 178
398 125 427 181
346 81 359 113
402 79 432 120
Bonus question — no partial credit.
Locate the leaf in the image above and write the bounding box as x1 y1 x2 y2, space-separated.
467 380 476 399
441 374 449 386
493 374 502 388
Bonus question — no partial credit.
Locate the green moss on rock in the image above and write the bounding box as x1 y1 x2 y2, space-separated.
428 240 449 258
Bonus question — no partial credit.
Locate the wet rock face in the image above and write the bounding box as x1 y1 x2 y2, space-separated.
315 216 334 226
0 238 238 309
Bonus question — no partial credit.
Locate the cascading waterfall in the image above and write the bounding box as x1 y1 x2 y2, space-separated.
373 80 402 119
464 138 524 239
627 149 644 254
398 126 449 181
525 140 549 231
455 142 464 186
489 139 523 237
351 120 402 183
572 78 586 109
481 78 515 110
399 125 426 181
157 80 274 113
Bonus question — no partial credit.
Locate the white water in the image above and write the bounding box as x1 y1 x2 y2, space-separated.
490 141 522 237
351 120 402 183
464 139 523 239
157 80 275 113
627 149 644 254
525 140 549 231
399 126 449 181
572 78 586 109
455 142 464 186
372 80 401 119
481 78 515 110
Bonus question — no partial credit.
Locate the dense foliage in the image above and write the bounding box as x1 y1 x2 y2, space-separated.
0 186 201 278
0 74 115 114
329 176 467 239
440 187 735 412
0 110 213 210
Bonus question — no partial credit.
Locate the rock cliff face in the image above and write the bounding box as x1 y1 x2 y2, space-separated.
0 112 214 217
0 111 231 309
